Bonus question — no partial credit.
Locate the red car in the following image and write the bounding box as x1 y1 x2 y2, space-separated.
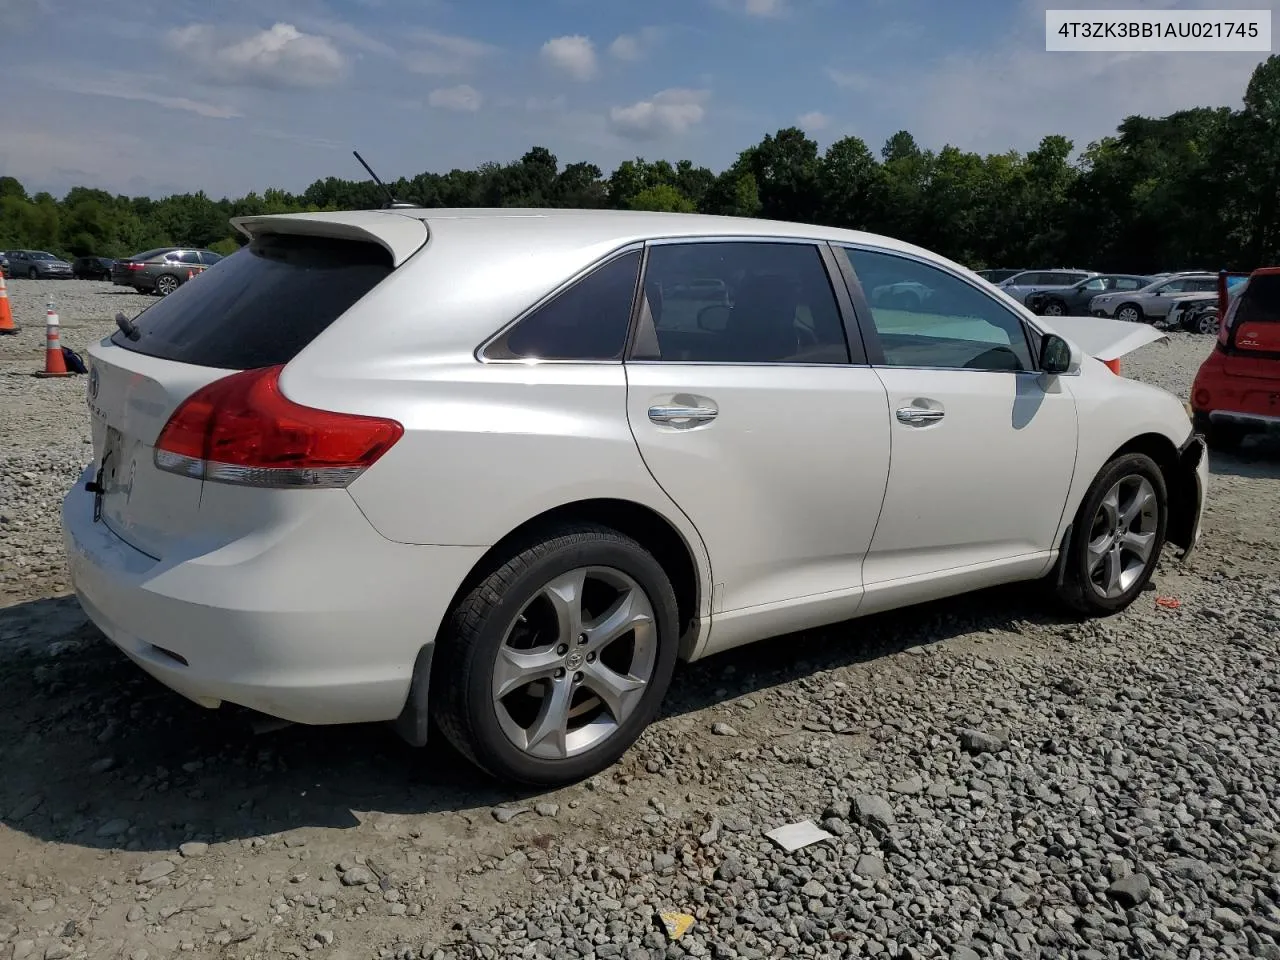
1190 266 1280 450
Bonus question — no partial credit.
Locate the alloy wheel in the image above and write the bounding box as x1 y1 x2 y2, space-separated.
1117 306 1140 323
1086 475 1159 599
1197 313 1219 335
491 566 657 761
1043 302 1065 316
156 275 178 296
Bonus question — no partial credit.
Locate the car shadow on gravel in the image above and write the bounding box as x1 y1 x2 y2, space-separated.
1207 435 1280 479
0 580 1089 853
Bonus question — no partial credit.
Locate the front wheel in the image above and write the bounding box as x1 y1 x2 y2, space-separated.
1042 299 1066 317
1115 304 1143 324
431 524 680 786
28 267 38 280
1056 453 1167 616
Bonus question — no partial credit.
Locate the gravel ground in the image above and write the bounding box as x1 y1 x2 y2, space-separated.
1 277 1278 960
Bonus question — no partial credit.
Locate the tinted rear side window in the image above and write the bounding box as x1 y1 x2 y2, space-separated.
483 249 642 361
110 234 393 369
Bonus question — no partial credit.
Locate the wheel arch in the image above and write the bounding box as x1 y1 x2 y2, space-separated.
436 497 705 661
1103 431 1201 553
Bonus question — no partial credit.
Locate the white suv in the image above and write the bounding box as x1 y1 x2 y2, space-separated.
62 208 1208 785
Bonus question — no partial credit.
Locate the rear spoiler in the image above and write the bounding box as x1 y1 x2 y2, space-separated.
230 211 429 267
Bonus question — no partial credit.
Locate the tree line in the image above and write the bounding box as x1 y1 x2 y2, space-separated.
2 56 1277 275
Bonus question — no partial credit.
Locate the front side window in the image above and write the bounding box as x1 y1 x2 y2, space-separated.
633 241 849 364
843 246 1034 372
1114 278 1144 290
484 249 641 361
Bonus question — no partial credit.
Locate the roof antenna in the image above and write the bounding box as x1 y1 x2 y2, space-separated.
352 150 419 209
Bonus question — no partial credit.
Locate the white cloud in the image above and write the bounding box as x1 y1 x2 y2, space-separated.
825 67 874 92
609 88 709 140
166 22 345 88
403 29 498 76
609 27 662 61
428 84 483 112
797 111 830 131
540 35 597 81
712 0 788 17
36 67 241 119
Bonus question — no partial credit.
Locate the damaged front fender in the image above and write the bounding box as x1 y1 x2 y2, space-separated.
1168 431 1209 563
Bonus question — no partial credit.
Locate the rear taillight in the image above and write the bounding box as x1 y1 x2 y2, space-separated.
1102 357 1121 375
153 366 403 488
123 262 144 271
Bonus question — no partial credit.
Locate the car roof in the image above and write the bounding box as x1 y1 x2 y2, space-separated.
232 207 985 276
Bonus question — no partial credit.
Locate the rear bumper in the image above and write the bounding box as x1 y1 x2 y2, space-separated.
61 465 485 726
1207 409 1280 431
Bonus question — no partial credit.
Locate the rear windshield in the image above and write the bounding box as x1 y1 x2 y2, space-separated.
1235 274 1280 323
110 234 394 369
127 248 173 261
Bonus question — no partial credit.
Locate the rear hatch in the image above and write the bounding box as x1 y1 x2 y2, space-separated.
86 223 419 559
1219 270 1280 382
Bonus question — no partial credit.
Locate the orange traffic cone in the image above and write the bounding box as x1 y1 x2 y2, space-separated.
0 269 17 335
32 302 73 378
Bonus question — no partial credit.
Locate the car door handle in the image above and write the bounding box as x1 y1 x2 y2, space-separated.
648 404 718 427
896 406 945 425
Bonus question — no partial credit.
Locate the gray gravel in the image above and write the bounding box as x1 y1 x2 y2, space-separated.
1 279 1278 960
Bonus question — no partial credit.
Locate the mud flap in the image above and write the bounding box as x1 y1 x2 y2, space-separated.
390 643 434 747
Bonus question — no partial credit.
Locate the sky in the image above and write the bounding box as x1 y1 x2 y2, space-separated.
0 0 1276 200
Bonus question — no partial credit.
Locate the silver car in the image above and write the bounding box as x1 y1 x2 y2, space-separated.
1089 273 1219 323
998 269 1096 305
4 249 74 279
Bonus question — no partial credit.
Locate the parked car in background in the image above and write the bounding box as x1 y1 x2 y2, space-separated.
112 247 223 295
4 249 74 279
998 269 1097 304
1190 266 1280 449
0 252 9 275
1165 295 1220 334
975 268 1026 284
1027 274 1156 317
1090 273 1219 323
73 256 116 281
61 207 1207 786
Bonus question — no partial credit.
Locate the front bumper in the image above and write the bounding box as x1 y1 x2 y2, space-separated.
61 465 484 726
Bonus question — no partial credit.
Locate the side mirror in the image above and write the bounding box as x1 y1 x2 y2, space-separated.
1039 333 1077 375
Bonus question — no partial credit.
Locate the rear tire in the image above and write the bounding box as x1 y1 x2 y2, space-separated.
1055 453 1167 616
431 524 680 786
155 274 179 296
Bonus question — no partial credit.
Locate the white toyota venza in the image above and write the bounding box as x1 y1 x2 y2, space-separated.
61 209 1208 785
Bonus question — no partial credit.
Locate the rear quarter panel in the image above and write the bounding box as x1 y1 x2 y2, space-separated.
276 224 714 616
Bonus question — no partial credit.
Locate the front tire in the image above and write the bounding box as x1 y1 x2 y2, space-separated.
1115 304 1143 323
432 524 680 786
1056 453 1167 616
1042 299 1066 317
